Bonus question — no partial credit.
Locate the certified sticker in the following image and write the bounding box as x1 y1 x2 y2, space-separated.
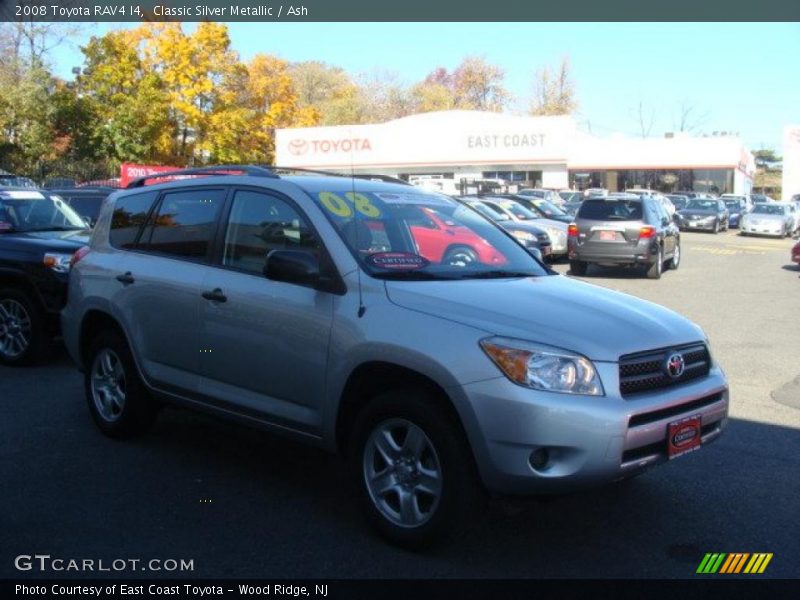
365 252 429 270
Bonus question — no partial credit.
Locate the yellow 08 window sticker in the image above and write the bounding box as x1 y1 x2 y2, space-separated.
318 192 382 219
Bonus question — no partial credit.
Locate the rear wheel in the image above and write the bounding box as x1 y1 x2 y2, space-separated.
646 247 663 279
85 330 158 438
349 389 485 549
442 246 478 268
569 260 588 276
0 288 49 366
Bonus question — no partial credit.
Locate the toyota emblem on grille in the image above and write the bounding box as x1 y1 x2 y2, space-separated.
665 352 685 378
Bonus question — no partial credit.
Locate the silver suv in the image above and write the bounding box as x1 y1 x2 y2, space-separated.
62 166 729 547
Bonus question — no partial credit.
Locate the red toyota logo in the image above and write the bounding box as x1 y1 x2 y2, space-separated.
288 139 309 156
665 352 685 378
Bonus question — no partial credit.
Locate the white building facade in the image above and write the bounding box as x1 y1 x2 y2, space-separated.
781 125 800 201
276 110 755 195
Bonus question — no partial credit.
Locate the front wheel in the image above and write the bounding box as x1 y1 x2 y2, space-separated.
0 288 49 366
85 330 158 438
668 242 681 270
713 220 720 234
349 390 485 549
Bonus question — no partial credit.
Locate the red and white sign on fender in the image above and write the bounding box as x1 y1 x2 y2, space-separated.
119 163 181 188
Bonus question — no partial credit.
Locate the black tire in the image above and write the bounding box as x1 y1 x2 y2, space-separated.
668 241 681 270
646 247 663 279
442 245 478 267
569 260 588 276
0 287 50 366
712 220 720 234
84 330 158 439
348 389 485 549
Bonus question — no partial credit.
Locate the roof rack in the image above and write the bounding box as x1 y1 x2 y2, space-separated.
125 165 278 189
126 164 412 189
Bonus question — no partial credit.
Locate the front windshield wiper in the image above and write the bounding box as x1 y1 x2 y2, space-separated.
454 270 537 279
370 270 457 281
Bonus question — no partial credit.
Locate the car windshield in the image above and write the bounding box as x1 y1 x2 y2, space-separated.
529 198 567 218
667 196 688 209
487 199 534 220
578 199 643 220
310 187 548 279
466 201 509 221
0 190 86 232
723 200 743 211
686 199 718 211
751 204 785 216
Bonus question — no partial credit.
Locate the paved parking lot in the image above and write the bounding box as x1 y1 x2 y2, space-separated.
1 230 798 579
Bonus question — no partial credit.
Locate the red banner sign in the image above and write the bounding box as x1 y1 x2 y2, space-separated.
119 163 181 188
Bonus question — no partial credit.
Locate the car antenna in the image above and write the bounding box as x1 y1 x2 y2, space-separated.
351 130 366 318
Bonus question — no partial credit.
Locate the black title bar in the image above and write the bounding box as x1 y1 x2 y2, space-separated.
1 0 799 22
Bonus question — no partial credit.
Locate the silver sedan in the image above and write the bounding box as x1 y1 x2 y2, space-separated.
740 203 795 237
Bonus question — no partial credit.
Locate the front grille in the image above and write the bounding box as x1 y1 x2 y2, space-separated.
619 343 710 396
628 392 723 427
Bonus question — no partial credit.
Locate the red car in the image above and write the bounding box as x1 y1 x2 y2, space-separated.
792 240 800 266
407 206 507 266
360 206 507 267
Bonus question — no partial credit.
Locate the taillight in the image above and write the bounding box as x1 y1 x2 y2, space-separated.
639 226 656 239
568 223 579 237
70 246 91 268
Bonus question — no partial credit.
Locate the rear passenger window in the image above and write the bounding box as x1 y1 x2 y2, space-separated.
222 190 319 274
110 191 158 250
141 189 226 260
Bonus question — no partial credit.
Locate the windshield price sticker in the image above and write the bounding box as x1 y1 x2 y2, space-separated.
318 192 382 219
366 252 429 270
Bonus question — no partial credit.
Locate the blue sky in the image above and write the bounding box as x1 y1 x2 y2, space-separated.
53 22 799 151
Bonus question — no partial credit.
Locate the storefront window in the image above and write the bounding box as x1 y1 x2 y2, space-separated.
569 168 734 193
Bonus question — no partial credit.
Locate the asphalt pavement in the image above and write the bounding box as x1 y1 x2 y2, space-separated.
1 229 798 579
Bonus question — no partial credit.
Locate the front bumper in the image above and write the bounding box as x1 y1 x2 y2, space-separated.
741 222 783 236
460 363 728 494
678 219 716 231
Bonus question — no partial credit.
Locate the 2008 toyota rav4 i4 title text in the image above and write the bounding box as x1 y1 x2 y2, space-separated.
61 166 729 548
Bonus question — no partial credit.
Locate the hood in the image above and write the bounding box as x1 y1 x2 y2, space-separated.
385 275 704 362
744 213 784 221
499 221 547 236
0 229 91 253
531 218 568 232
678 209 719 218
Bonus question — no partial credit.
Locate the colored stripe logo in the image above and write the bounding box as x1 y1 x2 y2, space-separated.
697 553 773 574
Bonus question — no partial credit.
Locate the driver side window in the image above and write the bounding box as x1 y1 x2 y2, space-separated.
222 189 320 275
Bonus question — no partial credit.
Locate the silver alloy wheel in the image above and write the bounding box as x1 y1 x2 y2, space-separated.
363 418 443 528
0 298 32 359
90 349 127 422
673 244 681 267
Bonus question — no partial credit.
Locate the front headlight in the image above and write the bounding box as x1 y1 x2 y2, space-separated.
512 231 537 243
43 253 73 273
480 336 604 395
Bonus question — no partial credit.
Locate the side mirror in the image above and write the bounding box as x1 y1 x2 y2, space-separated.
264 250 320 286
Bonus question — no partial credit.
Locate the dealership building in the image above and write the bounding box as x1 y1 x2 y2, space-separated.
276 110 755 195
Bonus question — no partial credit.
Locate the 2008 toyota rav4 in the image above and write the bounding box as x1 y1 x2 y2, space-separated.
62 166 729 547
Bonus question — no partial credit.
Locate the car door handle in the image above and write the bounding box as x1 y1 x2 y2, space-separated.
115 272 135 285
201 288 227 303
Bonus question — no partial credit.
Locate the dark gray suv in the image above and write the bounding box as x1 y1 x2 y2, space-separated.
567 195 681 279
